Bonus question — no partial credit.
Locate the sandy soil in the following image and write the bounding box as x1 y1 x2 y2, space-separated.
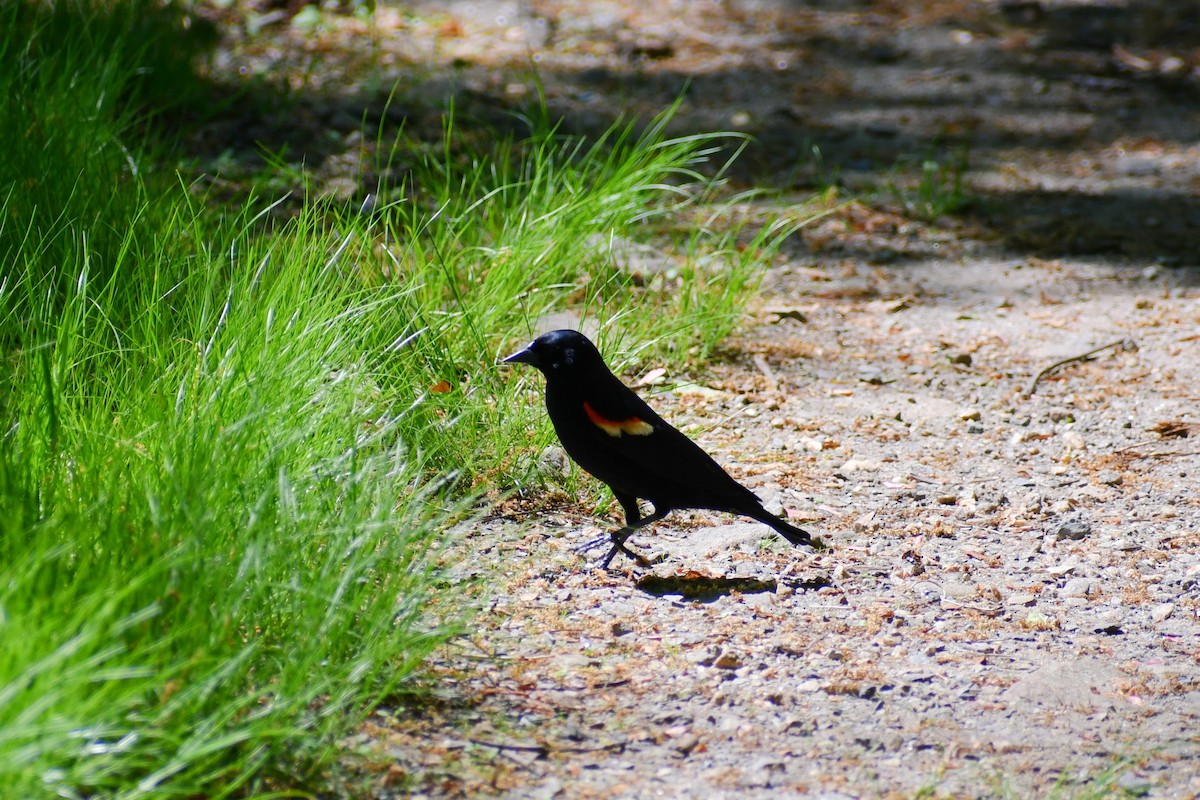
369 253 1199 799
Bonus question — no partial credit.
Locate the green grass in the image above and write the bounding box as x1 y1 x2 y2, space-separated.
0 1 810 796
885 150 969 222
2 175 471 795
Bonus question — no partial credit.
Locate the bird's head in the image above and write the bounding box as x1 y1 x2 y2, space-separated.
502 329 605 378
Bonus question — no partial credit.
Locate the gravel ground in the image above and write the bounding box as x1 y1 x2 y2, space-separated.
364 254 1199 799
189 1 1200 796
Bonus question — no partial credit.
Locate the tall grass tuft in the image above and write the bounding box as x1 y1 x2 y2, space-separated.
1 2 457 793
357 107 802 481
1 196 470 795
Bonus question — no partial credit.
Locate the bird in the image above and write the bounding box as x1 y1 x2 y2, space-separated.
503 329 818 568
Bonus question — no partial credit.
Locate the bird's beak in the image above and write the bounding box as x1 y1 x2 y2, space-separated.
502 346 537 366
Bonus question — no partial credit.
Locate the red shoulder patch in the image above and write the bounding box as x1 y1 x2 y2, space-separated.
583 401 654 437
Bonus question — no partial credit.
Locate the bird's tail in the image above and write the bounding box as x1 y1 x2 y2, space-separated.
749 508 816 547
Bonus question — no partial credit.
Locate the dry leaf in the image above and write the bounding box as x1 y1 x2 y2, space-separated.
638 367 667 386
1150 420 1197 439
437 17 463 37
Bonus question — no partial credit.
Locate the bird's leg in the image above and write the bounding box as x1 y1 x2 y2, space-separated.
600 525 654 569
575 492 643 556
614 492 643 526
600 504 672 570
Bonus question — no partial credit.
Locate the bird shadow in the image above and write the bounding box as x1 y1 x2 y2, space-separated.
634 573 778 602
634 572 833 602
633 573 830 604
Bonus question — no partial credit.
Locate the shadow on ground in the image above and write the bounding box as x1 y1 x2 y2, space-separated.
173 0 1200 263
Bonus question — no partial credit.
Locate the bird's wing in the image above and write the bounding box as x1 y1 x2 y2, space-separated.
577 376 664 437
570 377 762 511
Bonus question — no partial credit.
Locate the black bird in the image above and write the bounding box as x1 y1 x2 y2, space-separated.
503 329 816 568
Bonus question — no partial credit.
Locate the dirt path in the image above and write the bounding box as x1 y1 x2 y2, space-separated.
192 1 1200 796
367 253 1198 799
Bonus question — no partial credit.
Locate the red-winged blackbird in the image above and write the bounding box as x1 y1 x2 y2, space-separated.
504 329 817 568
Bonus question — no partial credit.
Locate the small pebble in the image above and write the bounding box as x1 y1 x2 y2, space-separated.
538 445 571 481
1097 469 1123 486
858 366 886 384
1104 538 1141 552
1151 602 1175 623
1061 577 1092 598
672 734 701 756
1094 609 1124 634
1060 430 1086 451
713 651 742 670
1055 521 1092 541
840 458 883 473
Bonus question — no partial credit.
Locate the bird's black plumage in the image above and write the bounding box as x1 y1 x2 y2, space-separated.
504 329 815 568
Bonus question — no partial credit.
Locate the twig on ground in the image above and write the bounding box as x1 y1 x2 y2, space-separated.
468 737 627 756
753 354 779 393
1115 438 1163 453
1023 338 1137 397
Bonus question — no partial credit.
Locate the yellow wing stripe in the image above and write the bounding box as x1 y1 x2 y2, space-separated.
584 401 653 437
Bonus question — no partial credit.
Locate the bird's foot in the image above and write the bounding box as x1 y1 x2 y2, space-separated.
599 541 653 570
575 533 610 555
579 525 657 569
576 532 652 569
